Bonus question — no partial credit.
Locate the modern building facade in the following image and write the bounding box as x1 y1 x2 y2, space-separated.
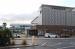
31 4 75 36
10 24 32 37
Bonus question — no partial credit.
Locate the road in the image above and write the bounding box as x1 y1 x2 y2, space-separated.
1 38 75 49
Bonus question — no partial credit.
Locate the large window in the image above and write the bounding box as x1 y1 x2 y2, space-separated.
51 6 66 10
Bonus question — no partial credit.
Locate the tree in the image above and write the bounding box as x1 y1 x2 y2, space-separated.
0 28 12 46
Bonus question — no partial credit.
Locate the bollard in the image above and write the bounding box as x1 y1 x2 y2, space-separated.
32 36 35 45
11 39 15 45
32 36 38 45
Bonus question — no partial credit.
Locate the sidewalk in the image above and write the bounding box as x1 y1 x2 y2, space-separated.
0 37 39 48
0 44 38 48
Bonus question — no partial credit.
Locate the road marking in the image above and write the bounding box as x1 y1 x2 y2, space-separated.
41 42 62 46
57 46 75 49
17 48 20 49
41 42 48 46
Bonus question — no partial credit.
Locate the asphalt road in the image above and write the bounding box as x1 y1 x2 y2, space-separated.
1 38 75 49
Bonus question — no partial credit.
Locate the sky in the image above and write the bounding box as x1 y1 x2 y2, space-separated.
0 0 75 27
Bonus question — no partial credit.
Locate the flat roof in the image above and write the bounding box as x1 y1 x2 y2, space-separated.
40 4 74 9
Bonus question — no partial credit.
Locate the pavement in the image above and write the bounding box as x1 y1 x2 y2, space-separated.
0 44 39 49
1 38 75 49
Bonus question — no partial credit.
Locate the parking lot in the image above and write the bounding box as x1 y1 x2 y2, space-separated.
1 38 75 49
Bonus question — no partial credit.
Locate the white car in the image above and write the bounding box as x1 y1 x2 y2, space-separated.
44 33 57 38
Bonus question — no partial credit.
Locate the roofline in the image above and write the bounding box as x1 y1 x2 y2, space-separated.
40 4 74 9
10 24 31 25
31 16 39 24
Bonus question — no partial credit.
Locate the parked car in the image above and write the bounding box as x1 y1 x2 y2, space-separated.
44 33 58 38
17 34 21 38
13 34 21 38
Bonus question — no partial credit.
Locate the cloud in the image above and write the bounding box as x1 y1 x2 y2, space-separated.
0 12 38 26
0 0 75 27
0 0 64 15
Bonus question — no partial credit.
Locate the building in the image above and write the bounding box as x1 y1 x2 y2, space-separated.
10 24 32 37
31 4 75 36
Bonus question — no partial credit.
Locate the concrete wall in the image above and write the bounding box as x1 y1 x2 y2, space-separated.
41 5 74 26
72 11 75 26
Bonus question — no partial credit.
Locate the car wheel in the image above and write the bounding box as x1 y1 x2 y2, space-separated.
48 36 50 38
55 36 57 38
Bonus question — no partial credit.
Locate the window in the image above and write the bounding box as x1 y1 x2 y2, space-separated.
51 6 66 10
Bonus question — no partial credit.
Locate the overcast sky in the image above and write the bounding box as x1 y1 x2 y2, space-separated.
0 0 75 27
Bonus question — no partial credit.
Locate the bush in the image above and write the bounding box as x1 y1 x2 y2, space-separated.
22 39 27 45
0 38 6 46
0 29 12 46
